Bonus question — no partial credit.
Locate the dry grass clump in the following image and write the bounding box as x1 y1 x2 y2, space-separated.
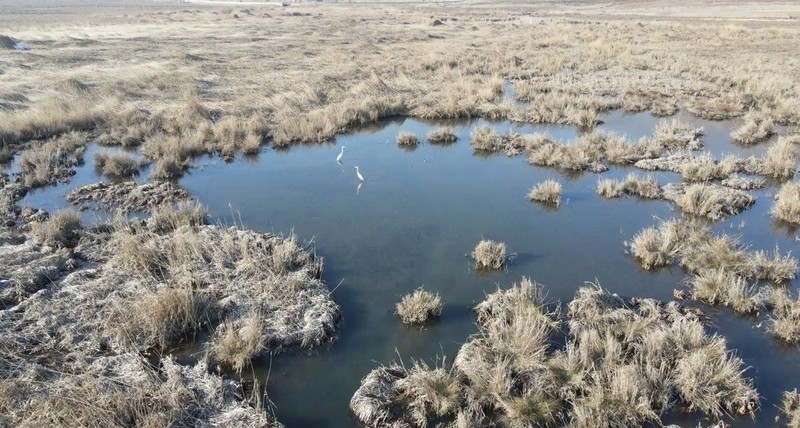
352 280 759 427
148 201 207 234
687 269 764 314
743 135 798 179
731 112 775 145
629 218 782 278
680 153 740 182
211 313 265 373
426 127 457 145
470 126 500 151
629 220 688 269
751 249 798 283
31 209 82 248
527 179 562 206
597 174 662 199
663 183 755 220
771 182 800 224
93 151 140 179
782 390 800 428
0 93 108 145
16 132 86 188
115 287 218 349
396 288 443 325
150 157 186 181
397 131 419 146
766 288 800 343
650 119 704 152
471 239 506 270
687 97 744 121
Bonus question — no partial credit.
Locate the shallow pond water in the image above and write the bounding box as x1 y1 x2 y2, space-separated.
177 112 797 427
10 110 799 427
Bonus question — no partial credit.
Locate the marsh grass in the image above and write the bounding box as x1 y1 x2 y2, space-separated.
766 287 800 343
426 127 457 145
353 280 759 427
731 112 775 145
782 390 800 428
396 288 443 325
211 314 265 373
396 132 419 147
663 183 755 220
115 287 219 350
93 151 140 179
751 249 798 283
744 136 798 179
687 270 764 314
771 182 800 224
597 174 662 199
527 179 562 206
471 239 506 270
31 209 82 248
17 132 86 188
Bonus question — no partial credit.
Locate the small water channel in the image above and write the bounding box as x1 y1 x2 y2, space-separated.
12 109 799 427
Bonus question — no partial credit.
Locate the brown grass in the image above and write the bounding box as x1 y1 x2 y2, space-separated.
352 280 759 426
771 182 800 225
16 132 86 188
211 313 265 373
731 112 775 145
597 174 662 199
527 179 562 206
396 131 419 147
782 390 800 428
31 209 82 248
471 239 506 270
93 151 140 179
426 127 457 145
663 183 755 220
396 288 443 325
766 287 800 343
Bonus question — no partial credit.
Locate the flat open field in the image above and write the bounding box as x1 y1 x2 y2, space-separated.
1 1 800 427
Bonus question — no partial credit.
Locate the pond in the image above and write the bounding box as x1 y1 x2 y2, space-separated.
12 109 799 427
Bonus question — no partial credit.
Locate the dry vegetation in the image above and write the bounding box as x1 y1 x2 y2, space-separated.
351 279 758 427
527 179 562 206
663 183 756 220
596 174 662 199
783 390 800 428
772 181 800 225
426 126 457 145
396 131 419 146
396 288 443 325
471 239 507 270
0 202 338 426
731 112 775 145
93 151 141 179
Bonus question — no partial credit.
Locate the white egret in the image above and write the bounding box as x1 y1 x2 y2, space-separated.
336 146 345 163
354 165 364 182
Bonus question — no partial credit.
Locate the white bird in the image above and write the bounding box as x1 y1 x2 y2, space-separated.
336 146 345 163
354 165 364 182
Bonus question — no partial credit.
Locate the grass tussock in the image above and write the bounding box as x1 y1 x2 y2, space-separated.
650 119 704 152
527 179 562 206
211 313 265 373
629 220 688 269
782 390 800 428
396 131 419 146
115 287 218 349
426 127 457 145
396 288 443 325
93 151 140 179
751 248 798 283
596 174 662 199
731 112 775 145
766 287 800 343
680 153 740 182
17 132 86 188
687 269 764 314
771 182 800 225
743 135 798 179
471 239 506 270
663 183 755 220
31 209 82 248
352 280 758 427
